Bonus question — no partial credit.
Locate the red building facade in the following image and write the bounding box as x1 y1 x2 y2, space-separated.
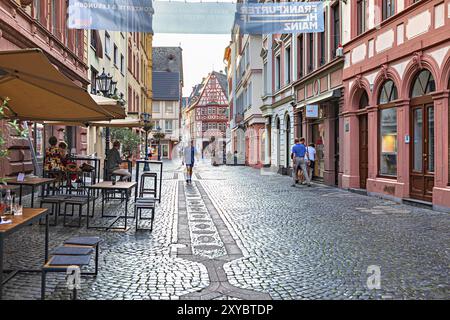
0 0 88 177
185 72 228 159
342 0 450 211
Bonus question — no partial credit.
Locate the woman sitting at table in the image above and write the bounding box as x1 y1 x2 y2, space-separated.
58 141 80 186
44 136 64 172
105 140 131 181
43 136 66 187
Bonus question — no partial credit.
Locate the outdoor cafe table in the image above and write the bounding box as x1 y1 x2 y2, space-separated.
0 208 49 300
5 177 55 208
86 181 136 231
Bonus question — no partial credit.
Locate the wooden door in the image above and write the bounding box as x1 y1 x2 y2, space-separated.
410 104 435 202
359 114 369 189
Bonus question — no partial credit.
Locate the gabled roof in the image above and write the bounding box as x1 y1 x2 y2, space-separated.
152 71 180 101
152 47 183 84
187 71 228 110
188 83 204 105
212 71 228 98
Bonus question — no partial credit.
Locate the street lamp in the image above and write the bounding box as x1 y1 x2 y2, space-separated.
96 68 113 97
141 112 152 171
95 68 117 156
153 126 164 161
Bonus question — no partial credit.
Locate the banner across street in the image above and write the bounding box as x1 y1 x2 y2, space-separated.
68 0 325 34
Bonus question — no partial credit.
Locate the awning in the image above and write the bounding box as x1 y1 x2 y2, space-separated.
89 119 144 128
43 121 88 127
296 89 342 109
90 94 126 119
0 49 123 121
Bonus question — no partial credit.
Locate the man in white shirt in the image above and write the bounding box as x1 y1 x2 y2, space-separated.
305 143 316 182
182 140 198 184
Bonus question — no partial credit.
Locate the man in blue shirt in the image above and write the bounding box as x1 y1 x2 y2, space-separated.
291 138 311 187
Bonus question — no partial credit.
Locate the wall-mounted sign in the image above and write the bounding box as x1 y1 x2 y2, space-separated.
345 121 350 132
305 104 319 118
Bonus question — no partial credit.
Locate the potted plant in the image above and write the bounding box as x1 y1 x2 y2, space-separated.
0 98 27 214
110 127 141 165
0 98 27 183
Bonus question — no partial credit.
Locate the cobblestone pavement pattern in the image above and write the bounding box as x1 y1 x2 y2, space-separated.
2 160 449 299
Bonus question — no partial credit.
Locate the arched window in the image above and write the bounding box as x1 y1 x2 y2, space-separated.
378 80 398 104
378 80 398 177
410 70 436 98
359 91 369 109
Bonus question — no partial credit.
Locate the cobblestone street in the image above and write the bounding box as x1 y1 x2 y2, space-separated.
2 160 449 300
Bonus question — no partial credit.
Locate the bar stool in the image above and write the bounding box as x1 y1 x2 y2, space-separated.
39 196 65 226
134 198 156 231
139 172 158 199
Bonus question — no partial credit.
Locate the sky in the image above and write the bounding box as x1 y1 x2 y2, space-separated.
153 34 230 97
152 0 235 97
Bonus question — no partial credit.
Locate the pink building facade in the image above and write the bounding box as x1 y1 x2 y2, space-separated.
342 0 450 211
0 1 88 177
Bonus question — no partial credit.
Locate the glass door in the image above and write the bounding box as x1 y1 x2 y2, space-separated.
410 104 434 201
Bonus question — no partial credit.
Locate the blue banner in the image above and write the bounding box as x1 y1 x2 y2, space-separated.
67 1 324 35
152 1 236 34
68 0 153 32
235 2 324 34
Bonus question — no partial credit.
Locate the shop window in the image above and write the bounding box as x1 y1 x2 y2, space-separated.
378 80 398 177
379 108 397 176
410 70 436 98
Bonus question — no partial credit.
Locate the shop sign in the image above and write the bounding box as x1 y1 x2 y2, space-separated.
305 104 319 118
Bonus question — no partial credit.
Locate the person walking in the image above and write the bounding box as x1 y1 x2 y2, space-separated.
305 143 316 182
291 137 311 187
182 140 198 184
